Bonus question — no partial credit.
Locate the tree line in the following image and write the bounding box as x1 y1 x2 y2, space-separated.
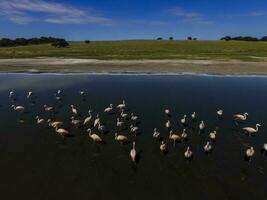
220 36 267 41
0 37 69 47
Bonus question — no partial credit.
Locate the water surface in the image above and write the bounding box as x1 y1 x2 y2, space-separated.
0 73 266 200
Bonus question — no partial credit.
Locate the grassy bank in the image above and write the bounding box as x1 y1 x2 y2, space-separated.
1 40 267 61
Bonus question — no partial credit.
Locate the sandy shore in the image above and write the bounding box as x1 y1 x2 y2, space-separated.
0 58 267 74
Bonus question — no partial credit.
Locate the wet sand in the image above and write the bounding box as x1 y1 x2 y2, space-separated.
0 58 267 74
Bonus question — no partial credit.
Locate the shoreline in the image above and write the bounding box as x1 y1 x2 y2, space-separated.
1 58 267 75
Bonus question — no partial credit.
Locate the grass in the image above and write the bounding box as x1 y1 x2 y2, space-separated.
1 40 267 61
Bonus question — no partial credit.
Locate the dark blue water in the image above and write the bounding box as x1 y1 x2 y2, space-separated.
0 73 266 200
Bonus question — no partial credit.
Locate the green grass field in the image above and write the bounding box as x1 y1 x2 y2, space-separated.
1 40 267 61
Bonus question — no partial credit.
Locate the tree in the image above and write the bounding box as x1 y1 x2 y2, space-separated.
157 37 163 40
85 40 91 44
169 37 174 40
220 36 231 41
51 39 69 48
187 37 192 40
260 36 267 41
193 38 197 40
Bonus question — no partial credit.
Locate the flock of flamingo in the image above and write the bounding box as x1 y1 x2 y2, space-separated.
8 90 267 163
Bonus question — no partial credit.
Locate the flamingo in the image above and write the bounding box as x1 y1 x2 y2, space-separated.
130 125 139 136
181 115 187 125
11 105 25 112
153 128 160 139
36 116 45 124
115 133 128 144
233 113 248 121
204 141 212 152
246 147 255 159
43 105 53 111
131 113 138 121
47 119 63 128
79 91 85 96
262 143 267 154
104 104 113 113
191 112 196 120
116 118 123 127
165 109 170 115
217 109 223 116
130 142 137 163
55 127 69 139
160 141 167 153
87 128 103 143
209 131 217 141
121 109 128 118
169 131 181 147
184 146 193 159
117 100 126 110
242 124 261 136
83 110 92 125
27 91 33 98
165 120 171 129
70 105 78 115
199 121 205 133
94 114 100 127
9 91 14 98
181 129 188 140
97 122 106 133
71 116 81 127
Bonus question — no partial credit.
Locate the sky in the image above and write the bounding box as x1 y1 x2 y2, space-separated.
0 0 267 40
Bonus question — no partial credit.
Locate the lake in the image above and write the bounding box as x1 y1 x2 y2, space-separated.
0 73 266 200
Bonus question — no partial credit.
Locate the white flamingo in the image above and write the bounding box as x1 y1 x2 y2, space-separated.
104 104 113 113
262 143 267 153
116 118 123 127
130 142 137 163
130 125 139 136
204 141 212 152
11 105 25 112
181 129 187 140
87 128 103 143
169 131 181 147
209 131 217 141
121 109 128 118
131 113 138 121
115 133 128 144
242 124 261 136
43 105 53 111
27 91 33 98
217 109 223 116
36 116 45 124
117 100 126 110
199 121 205 132
9 91 14 98
181 115 187 125
55 127 69 139
83 110 92 125
47 119 63 128
191 112 196 120
71 116 81 127
160 141 167 152
94 114 100 127
70 105 78 115
233 113 248 121
165 120 171 129
153 128 160 139
184 146 193 159
246 147 255 159
165 109 170 115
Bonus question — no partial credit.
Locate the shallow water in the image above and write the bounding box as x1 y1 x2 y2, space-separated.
0 73 266 200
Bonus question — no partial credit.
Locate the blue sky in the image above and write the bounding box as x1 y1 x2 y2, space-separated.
0 0 267 40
